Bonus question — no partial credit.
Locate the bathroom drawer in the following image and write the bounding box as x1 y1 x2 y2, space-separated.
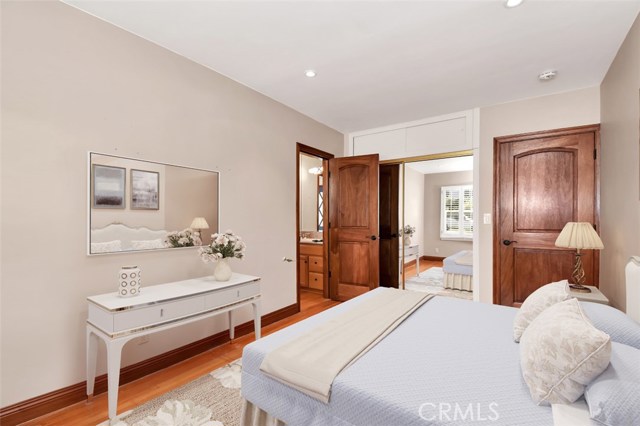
113 296 205 332
309 272 323 290
308 255 323 273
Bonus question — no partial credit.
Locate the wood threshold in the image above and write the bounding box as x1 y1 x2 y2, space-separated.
0 303 298 426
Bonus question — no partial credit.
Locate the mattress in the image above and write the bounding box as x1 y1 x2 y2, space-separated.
443 250 473 276
242 289 553 426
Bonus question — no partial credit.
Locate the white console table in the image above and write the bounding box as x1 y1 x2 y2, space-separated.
86 273 261 425
399 244 420 275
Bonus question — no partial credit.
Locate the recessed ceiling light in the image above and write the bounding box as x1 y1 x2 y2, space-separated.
538 70 557 81
304 70 317 78
504 0 524 8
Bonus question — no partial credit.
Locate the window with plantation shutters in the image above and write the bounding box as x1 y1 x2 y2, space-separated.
440 185 473 240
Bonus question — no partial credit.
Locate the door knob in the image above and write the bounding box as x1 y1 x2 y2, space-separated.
503 239 518 246
370 235 377 241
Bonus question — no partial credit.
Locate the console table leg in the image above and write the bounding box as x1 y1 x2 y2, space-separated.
106 339 126 423
252 299 261 339
86 327 99 398
228 310 234 340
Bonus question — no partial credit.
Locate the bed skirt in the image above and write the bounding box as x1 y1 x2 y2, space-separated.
443 272 472 291
241 398 285 426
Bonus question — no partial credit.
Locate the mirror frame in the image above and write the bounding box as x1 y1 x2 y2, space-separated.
87 151 220 256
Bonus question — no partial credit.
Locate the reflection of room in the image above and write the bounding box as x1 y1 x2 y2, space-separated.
298 153 326 293
402 156 473 299
89 153 219 254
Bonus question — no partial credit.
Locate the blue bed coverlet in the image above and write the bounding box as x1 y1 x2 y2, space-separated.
242 289 553 426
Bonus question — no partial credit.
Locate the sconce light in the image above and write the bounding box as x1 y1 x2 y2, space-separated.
308 166 323 175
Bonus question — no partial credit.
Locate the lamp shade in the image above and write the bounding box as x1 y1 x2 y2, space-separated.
555 222 603 250
190 217 209 230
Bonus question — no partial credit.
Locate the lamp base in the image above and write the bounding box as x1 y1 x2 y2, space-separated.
569 284 592 293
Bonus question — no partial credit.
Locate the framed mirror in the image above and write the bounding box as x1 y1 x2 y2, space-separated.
88 152 219 255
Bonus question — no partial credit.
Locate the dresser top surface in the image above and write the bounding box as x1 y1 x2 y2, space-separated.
88 273 260 311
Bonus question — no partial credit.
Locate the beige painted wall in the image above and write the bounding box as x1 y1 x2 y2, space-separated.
600 15 640 311
0 1 343 407
422 171 474 258
478 87 601 303
403 165 425 255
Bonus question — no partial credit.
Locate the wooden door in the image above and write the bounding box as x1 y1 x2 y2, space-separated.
329 154 380 301
494 125 600 306
379 164 400 288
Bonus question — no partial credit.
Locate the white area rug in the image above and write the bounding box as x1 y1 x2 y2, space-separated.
98 359 242 426
405 267 472 300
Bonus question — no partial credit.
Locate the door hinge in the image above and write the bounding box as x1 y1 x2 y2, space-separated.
329 270 332 278
328 222 331 228
328 171 331 178
594 149 597 160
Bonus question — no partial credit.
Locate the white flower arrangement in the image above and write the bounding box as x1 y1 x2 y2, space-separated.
164 228 202 248
402 225 416 237
199 230 246 262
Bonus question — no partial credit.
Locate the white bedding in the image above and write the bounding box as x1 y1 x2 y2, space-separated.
242 290 554 426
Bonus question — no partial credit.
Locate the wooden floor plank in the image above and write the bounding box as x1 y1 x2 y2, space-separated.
21 291 337 426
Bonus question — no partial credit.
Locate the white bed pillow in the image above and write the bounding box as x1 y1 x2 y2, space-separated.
131 239 165 250
580 301 640 349
520 298 611 405
90 240 122 253
513 280 571 342
584 342 640 426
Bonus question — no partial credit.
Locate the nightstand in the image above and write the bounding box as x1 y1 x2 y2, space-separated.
570 285 609 305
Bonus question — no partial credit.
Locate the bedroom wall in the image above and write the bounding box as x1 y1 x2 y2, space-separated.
422 170 474 258
478 87 601 304
0 1 343 407
403 165 425 256
600 14 640 311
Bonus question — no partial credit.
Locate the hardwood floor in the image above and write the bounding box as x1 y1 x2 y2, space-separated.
21 291 337 426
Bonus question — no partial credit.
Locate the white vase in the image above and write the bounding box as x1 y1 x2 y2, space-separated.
118 266 141 297
214 258 233 281
403 235 412 246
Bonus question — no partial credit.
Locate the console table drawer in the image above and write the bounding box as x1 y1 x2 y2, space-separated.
204 282 260 309
113 296 205 332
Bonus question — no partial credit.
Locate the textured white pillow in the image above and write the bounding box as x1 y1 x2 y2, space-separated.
131 239 165 250
520 298 611 405
513 280 571 342
91 240 122 253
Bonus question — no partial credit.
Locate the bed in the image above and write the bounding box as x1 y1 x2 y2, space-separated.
241 256 640 426
443 250 472 291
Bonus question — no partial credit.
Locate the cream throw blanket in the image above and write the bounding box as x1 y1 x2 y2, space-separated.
260 288 433 402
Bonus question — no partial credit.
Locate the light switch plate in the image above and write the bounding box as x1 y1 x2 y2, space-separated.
483 213 492 225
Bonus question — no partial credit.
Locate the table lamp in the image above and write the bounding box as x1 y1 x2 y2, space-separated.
554 222 604 293
190 217 209 242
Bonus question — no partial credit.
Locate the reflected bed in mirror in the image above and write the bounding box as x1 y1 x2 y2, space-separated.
88 152 219 255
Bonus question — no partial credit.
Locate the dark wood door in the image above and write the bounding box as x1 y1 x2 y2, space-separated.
379 164 400 288
329 154 380 301
494 125 600 306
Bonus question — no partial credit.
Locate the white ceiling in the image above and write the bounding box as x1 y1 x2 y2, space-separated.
406 156 473 175
63 0 640 133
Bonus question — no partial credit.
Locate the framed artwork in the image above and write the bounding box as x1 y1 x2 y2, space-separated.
92 164 126 209
131 169 159 210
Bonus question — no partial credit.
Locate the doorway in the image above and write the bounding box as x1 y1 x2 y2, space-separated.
378 152 475 301
296 144 333 308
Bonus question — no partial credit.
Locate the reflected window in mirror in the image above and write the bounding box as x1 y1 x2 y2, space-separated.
88 152 219 255
317 175 324 231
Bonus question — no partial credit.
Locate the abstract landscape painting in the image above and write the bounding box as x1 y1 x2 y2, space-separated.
131 169 159 210
93 164 126 209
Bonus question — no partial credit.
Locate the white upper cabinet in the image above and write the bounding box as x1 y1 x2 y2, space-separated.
405 117 467 157
349 110 475 160
353 128 406 161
